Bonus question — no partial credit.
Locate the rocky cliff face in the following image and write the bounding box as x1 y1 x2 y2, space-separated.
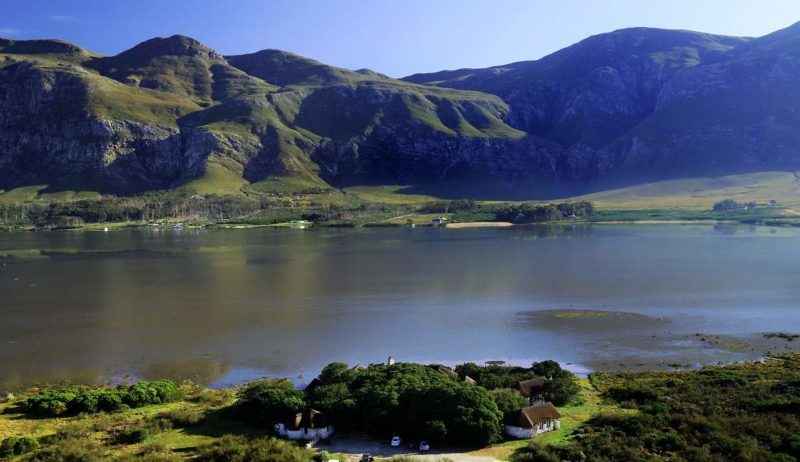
404 26 800 184
2 25 800 198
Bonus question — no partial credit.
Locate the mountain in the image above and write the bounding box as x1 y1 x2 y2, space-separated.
2 24 800 199
404 25 800 186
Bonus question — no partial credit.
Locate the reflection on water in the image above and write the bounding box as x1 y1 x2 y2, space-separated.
1 225 799 389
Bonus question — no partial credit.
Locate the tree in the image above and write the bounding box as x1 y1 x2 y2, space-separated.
713 199 742 211
490 388 528 413
237 379 305 425
533 361 579 406
310 382 358 431
318 362 356 386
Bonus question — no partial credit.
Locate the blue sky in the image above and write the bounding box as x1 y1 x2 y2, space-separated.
2 0 799 77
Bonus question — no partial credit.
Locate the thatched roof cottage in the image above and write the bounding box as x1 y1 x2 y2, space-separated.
503 403 562 438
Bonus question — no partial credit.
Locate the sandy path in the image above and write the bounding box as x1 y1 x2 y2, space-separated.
320 437 501 461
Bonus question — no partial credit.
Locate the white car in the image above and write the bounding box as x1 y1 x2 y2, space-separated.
419 441 430 452
390 436 401 447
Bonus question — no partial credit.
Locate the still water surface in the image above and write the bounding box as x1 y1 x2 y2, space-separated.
1 225 799 388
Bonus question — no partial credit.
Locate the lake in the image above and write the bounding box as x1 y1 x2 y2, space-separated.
1 224 799 389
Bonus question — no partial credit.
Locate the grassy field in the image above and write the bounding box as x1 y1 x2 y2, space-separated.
568 171 800 209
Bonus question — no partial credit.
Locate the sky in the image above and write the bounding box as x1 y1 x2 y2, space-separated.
1 0 800 77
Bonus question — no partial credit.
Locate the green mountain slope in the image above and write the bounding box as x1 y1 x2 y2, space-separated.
2 24 800 200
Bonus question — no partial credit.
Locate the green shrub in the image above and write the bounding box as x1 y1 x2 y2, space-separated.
237 379 305 424
490 388 528 413
511 441 561 462
31 437 107 462
1 435 39 456
117 426 151 444
53 423 93 441
195 435 313 462
606 384 662 403
160 407 206 427
116 418 173 444
21 381 180 417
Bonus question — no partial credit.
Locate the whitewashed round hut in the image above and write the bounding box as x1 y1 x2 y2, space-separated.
275 408 333 441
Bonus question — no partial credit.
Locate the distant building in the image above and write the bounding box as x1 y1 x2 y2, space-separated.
518 376 549 404
303 377 323 397
351 364 367 373
503 403 562 439
388 356 396 365
431 217 447 226
275 408 334 441
431 364 459 378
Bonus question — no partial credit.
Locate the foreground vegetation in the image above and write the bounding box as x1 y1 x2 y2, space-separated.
3 356 800 460
3 183 799 232
514 354 800 462
0 361 577 461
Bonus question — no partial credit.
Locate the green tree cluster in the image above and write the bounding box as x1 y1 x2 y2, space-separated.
21 380 180 416
495 201 595 224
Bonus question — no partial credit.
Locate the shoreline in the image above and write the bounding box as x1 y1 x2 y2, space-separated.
2 217 798 232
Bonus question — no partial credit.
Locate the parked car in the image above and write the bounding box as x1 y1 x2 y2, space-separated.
390 436 402 447
359 454 374 462
419 440 430 452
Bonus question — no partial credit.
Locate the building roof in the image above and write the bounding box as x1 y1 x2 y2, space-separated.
304 377 323 395
285 408 329 431
464 375 477 385
518 376 549 397
504 403 561 428
432 365 459 378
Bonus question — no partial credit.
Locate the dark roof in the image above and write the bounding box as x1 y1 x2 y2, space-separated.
285 408 329 430
518 376 549 397
504 403 561 428
304 377 323 394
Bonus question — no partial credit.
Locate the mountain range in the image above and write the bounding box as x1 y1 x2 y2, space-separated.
2 22 800 199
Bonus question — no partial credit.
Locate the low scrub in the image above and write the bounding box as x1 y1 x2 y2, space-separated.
0 436 39 457
21 380 180 416
115 418 173 444
195 435 313 462
159 407 206 427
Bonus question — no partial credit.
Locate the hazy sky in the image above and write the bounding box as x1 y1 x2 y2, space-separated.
2 0 799 77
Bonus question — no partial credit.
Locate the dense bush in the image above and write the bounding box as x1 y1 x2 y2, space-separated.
21 380 180 416
237 379 306 425
495 201 594 224
115 418 173 444
159 407 206 427
514 355 800 461
195 435 313 462
305 362 504 447
454 363 540 390
533 360 580 406
31 437 107 462
490 388 529 413
713 198 757 211
454 361 579 406
0 436 39 457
